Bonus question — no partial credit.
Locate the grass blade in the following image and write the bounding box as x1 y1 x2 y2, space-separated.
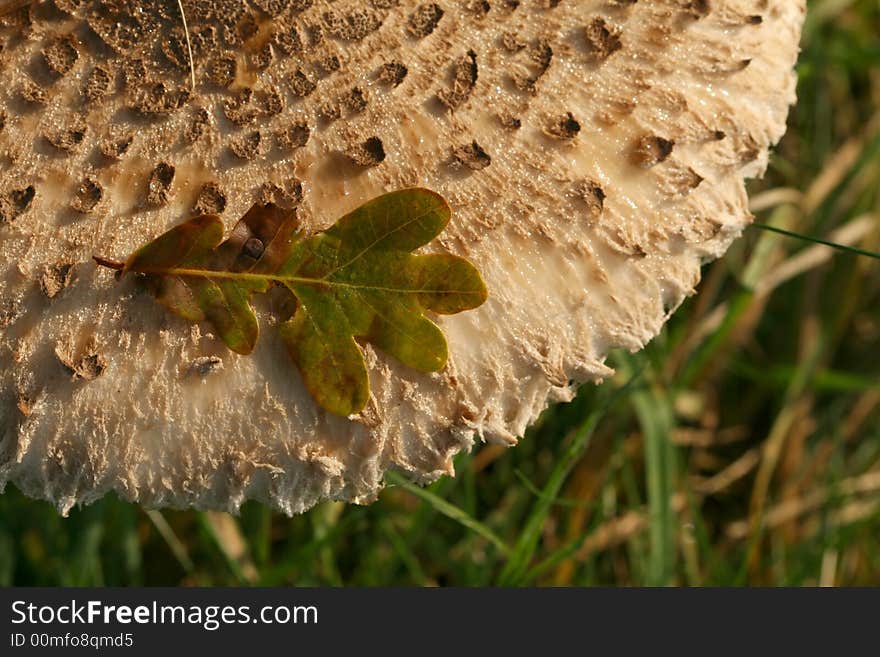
618 354 677 586
752 223 880 261
497 369 642 586
496 409 604 585
385 471 510 557
146 510 194 575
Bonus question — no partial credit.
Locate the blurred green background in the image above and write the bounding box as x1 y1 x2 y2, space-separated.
1 0 879 586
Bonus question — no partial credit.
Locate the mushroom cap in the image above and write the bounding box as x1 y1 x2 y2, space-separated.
0 0 805 514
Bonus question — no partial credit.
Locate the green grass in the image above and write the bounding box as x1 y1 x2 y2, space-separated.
1 0 879 586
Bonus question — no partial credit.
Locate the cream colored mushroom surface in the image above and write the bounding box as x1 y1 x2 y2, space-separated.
0 1 805 514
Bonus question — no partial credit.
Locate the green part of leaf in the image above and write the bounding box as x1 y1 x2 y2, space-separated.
277 285 370 418
115 189 488 416
278 189 486 416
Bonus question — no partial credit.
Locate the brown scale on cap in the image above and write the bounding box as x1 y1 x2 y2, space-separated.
120 58 147 90
573 179 606 221
258 180 303 208
99 131 133 159
229 130 264 160
632 134 675 167
41 33 79 76
322 7 384 41
70 178 102 213
316 53 341 75
407 3 444 39
146 162 175 206
376 61 408 86
545 113 582 140
161 28 191 71
82 64 112 103
289 68 317 96
508 37 555 93
317 99 341 122
39 264 75 299
44 119 86 153
224 88 263 126
132 81 190 116
251 42 275 70
341 86 368 114
583 17 622 62
452 141 492 170
193 182 227 215
0 186 35 224
346 136 385 166
253 0 294 19
272 26 304 55
206 53 237 87
466 0 491 17
262 87 285 116
0 0 805 515
18 77 47 104
437 49 478 110
54 344 105 382
183 107 210 144
277 120 311 150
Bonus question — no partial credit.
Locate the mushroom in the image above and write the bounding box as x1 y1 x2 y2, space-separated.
0 1 805 515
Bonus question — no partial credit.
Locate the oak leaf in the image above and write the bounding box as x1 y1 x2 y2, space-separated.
97 189 488 416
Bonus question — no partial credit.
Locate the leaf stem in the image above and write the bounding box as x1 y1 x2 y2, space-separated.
119 264 480 297
93 255 125 271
